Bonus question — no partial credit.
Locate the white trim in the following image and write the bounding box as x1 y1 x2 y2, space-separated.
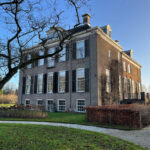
57 99 66 112
47 72 54 94
36 99 43 106
58 70 66 93
76 40 85 59
24 99 30 106
76 99 86 113
76 68 85 93
37 74 43 94
122 55 141 69
46 99 54 111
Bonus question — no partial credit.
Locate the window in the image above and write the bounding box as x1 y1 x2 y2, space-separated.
37 100 43 107
25 99 30 106
25 75 31 94
76 68 85 92
27 54 31 69
106 69 111 93
76 40 85 59
128 64 131 74
37 74 43 94
76 100 85 112
58 71 66 93
108 50 111 60
47 72 53 93
47 48 55 67
46 100 54 112
58 100 66 112
38 51 44 66
132 80 135 94
59 45 66 62
123 62 126 72
118 52 121 62
119 75 122 99
124 77 127 99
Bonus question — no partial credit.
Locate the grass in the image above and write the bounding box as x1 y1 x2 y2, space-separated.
0 124 147 150
0 112 136 130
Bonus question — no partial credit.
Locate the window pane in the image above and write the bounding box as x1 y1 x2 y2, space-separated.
38 100 43 106
25 75 31 94
106 69 111 93
59 46 66 62
37 74 43 93
76 40 85 59
58 100 66 111
58 71 66 93
76 69 85 92
47 73 53 93
25 100 30 106
48 48 55 67
77 100 85 112
38 51 44 66
27 54 31 68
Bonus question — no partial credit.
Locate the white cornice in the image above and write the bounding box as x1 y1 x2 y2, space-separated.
122 54 142 69
96 27 123 51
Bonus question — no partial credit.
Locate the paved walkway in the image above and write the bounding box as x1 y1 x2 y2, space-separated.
0 121 150 149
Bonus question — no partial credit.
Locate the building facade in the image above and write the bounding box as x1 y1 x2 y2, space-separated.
18 14 142 112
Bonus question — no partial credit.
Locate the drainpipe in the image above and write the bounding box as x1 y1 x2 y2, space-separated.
88 35 92 105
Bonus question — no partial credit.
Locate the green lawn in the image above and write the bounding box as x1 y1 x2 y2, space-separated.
0 104 15 107
0 112 136 130
0 124 147 150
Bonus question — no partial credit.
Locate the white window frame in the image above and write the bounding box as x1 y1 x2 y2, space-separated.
118 52 121 62
76 99 86 113
27 54 32 69
25 75 31 94
37 99 43 106
47 48 55 67
58 45 66 62
46 99 54 112
76 40 85 59
128 64 131 74
108 50 111 59
106 69 111 93
25 99 30 106
47 72 53 93
58 70 66 93
76 68 85 92
119 75 122 99
38 51 44 66
123 62 126 72
57 99 66 112
37 74 43 94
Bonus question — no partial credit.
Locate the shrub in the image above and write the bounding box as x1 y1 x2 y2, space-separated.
0 94 18 104
0 110 48 118
85 104 150 129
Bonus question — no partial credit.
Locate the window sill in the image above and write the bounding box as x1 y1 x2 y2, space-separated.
47 66 55 69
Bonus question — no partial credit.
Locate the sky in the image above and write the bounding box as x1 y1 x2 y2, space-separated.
9 0 150 89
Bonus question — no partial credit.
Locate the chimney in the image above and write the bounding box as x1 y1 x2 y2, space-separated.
82 13 91 26
115 40 119 44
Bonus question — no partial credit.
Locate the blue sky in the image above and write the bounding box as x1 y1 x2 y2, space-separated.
9 0 150 89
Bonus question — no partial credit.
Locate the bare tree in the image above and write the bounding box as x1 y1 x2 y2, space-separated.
0 0 90 89
100 57 123 105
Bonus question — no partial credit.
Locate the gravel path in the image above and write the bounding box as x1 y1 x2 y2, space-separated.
0 121 149 149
